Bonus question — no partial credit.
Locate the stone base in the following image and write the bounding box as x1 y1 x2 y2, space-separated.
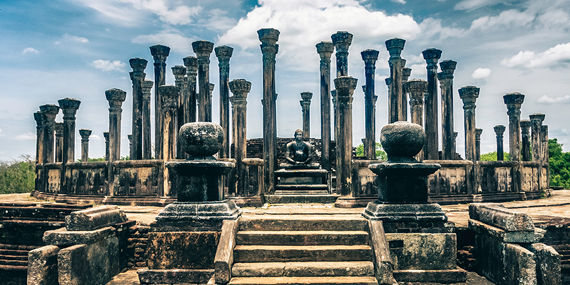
146 231 220 270
334 196 377 208
138 268 215 284
229 196 264 208
393 267 467 283
362 201 448 222
153 200 241 231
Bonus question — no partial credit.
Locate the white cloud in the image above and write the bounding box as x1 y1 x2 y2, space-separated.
92 60 126 72
391 0 406 3
537 95 570 104
455 0 504 11
500 42 570 68
471 68 491 79
15 133 36 141
470 9 534 31
22 48 39 54
132 29 197 54
418 18 466 40
0 128 5 137
55 33 89 45
90 134 102 141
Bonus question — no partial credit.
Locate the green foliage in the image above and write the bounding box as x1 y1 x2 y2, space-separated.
356 142 387 160
548 139 570 189
0 155 36 194
480 151 510 161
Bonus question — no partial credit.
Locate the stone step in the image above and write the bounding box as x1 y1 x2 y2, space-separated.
0 244 38 250
229 276 378 285
265 195 338 204
275 185 328 190
274 190 329 195
237 231 369 246
0 258 28 266
232 261 374 277
234 245 372 263
0 264 27 271
0 254 28 261
0 249 29 256
239 216 368 232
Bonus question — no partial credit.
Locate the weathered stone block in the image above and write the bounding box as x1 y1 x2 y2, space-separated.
65 205 127 231
137 268 215 284
393 268 467 283
385 233 456 270
527 243 561 285
146 231 220 269
469 219 545 243
469 203 534 232
28 245 60 285
44 226 115 246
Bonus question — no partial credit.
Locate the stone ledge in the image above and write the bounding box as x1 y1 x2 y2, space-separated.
137 268 215 284
393 267 467 283
65 205 128 231
43 226 115 246
469 203 534 232
468 219 544 243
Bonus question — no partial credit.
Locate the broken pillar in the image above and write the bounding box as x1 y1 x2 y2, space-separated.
331 31 352 77
58 98 81 163
504 93 525 162
79 129 92 162
229 79 251 196
150 44 170 160
159 85 180 161
55 122 63 163
361 49 379 159
40 104 60 164
422 48 442 160
438 60 457 160
459 86 480 162
520 120 531 161
215 45 234 159
334 76 358 196
192 40 215 122
385 38 406 123
317 41 334 171
475 128 483 161
300 92 312 139
404 79 427 161
494 125 506 161
105 89 126 162
129 58 148 160
141 79 153 159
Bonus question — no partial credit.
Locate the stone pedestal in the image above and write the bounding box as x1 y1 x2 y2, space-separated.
129 58 148 160
331 31 352 78
438 60 457 160
58 98 81 163
300 92 312 139
334 76 358 196
520 120 531 161
40 104 60 164
229 79 251 200
193 40 215 122
386 38 406 123
494 125 506 161
361 49 379 159
141 80 154 159
317 41 334 171
215 46 234 158
105 89 126 162
150 45 170 160
459 86 480 162
422 48 442 160
79 129 92 162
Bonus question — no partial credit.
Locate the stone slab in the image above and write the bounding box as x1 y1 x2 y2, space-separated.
43 226 115 246
468 219 544 243
137 268 215 284
146 231 220 269
527 243 561 285
28 245 60 285
65 205 127 231
393 267 467 283
385 233 457 270
265 194 338 204
362 201 448 222
469 203 534 232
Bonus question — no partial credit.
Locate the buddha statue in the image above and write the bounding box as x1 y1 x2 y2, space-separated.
281 129 319 169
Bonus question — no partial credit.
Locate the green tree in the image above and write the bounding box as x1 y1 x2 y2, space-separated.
480 151 510 161
0 155 36 194
355 142 387 160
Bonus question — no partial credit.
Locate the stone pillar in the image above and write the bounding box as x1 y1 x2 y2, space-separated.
459 86 480 162
384 78 392 123
300 92 312 139
361 49 379 159
34 112 45 165
39 104 60 164
229 79 251 195
331 31 353 78
520 120 531 161
150 45 170 160
494 125 506 161
401 67 411 121
128 134 133 159
453 132 458 159
404 79 427 161
215 46 234 158
58 98 81 163
422 48 442 160
104 132 109 161
183 56 198 124
475 128 483 161
79 129 91 162
159 86 180 161
141 80 153 159
529 113 545 162
385 38 406 123
105 89 127 162
503 93 525 162
317 41 334 171
192 40 215 122
334 76 358 196
542 125 549 188
172 66 187 159
55 123 63 163
129 58 148 160
258 28 279 194
438 60 457 160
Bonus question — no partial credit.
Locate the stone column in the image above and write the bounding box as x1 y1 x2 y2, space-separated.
300 92 312 139
141 80 153 159
422 48 442 160
334 76 358 196
453 132 458 159
258 28 279 194
475 128 483 161
503 93 525 162
215 46 234 158
128 134 133 159
104 132 109 161
317 42 334 171
520 120 531 161
404 79 427 161
129 58 147 160
361 49 379 159
34 112 45 165
331 31 353 78
494 125 506 161
542 125 549 188
58 98 81 163
386 38 406 123
105 89 126 162
55 123 63 163
150 45 170 160
529 113 545 162
438 60 457 160
459 86 480 162
229 79 251 195
385 78 392 123
79 129 91 162
402 67 411 121
159 86 180 161
172 66 187 159
183 56 198 124
39 104 60 164
192 40 215 122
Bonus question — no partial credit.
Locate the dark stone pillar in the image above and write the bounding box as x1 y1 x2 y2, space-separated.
34 112 45 165
104 132 109 161
331 31 352 78
229 79 251 196
105 89 127 162
159 86 180 161
385 38 406 123
438 60 457 160
332 90 339 172
404 79 427 161
183 56 198 124
503 93 525 162
128 134 133 159
475 128 483 161
172 66 187 159
520 120 531 161
422 48 442 160
192 40 215 122
459 86 480 162
542 125 549 188
334 76 358 196
317 42 334 171
58 98 81 163
361 49 379 159
453 132 458 159
300 92 312 139
129 58 147 160
40 105 60 164
494 125 506 161
385 78 392 123
55 123 63 163
215 46 234 159
529 113 545 162
141 79 153 159
402 67 411 121
79 129 91 162
258 28 279 194
150 45 170 160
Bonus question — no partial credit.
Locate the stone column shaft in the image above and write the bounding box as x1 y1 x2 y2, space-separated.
159 85 179 161
362 49 379 159
317 42 334 171
504 93 525 162
104 132 109 161
150 45 170 160
530 113 545 162
39 105 60 164
422 48 442 160
129 58 147 160
215 46 234 158
128 134 133 159
401 67 411 121
141 80 153 159
542 125 549 189
172 66 187 159
183 56 198 124
520 120 531 161
300 92 312 139
331 31 353 78
459 86 480 162
334 76 358 196
58 98 81 163
229 79 251 194
386 38 406 124
494 125 506 161
438 60 457 160
385 78 392 123
34 112 45 165
55 123 63 163
105 89 127 162
193 40 215 122
404 79 427 161
475 128 483 161
79 129 92 162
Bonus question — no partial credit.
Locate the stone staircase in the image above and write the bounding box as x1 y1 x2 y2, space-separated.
228 215 378 285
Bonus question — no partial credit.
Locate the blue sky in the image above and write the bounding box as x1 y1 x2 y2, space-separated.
1 0 569 161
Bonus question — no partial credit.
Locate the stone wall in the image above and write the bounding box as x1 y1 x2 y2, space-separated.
126 225 150 268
